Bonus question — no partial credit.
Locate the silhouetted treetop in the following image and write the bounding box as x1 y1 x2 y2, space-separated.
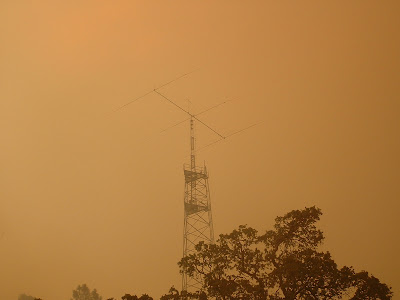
71 284 102 300
120 293 153 300
179 206 392 299
18 295 35 300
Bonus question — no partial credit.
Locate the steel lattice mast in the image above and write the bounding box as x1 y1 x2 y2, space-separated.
113 71 258 294
182 116 215 292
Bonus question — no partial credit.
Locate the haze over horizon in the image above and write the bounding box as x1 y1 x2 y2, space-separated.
1 1 399 299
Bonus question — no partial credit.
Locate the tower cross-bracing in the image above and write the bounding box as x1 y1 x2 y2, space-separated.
182 116 214 292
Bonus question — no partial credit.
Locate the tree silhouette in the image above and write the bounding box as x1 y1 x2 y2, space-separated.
71 284 102 300
122 294 138 300
160 286 206 300
179 206 393 299
121 293 153 300
160 286 180 300
138 294 153 300
18 294 42 300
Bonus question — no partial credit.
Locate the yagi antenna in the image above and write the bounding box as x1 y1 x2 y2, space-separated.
113 69 198 113
152 89 259 150
160 99 232 134
153 90 225 139
113 70 258 148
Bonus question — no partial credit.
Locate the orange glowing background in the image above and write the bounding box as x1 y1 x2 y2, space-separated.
1 1 399 299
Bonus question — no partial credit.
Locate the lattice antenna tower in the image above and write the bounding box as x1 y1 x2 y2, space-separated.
182 113 215 292
114 71 258 294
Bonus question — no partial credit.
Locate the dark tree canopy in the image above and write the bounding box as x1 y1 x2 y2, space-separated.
18 294 42 300
160 286 207 300
71 284 102 300
138 294 154 300
160 286 180 300
18 295 35 300
121 294 153 300
179 206 392 300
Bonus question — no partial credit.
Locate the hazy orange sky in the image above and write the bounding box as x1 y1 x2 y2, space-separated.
1 1 399 299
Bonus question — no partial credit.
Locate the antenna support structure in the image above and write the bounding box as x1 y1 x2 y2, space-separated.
114 71 258 295
182 115 215 293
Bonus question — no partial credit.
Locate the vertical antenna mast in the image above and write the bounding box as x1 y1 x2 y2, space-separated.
182 116 214 293
190 115 196 171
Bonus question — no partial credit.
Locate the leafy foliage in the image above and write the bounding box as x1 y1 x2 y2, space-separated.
71 284 102 300
18 294 42 300
179 206 393 299
160 286 207 300
121 294 153 300
18 295 35 300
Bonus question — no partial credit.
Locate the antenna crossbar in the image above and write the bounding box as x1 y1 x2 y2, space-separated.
113 70 197 113
196 122 260 153
160 99 231 134
153 89 191 116
154 90 225 139
113 69 227 141
195 100 231 116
